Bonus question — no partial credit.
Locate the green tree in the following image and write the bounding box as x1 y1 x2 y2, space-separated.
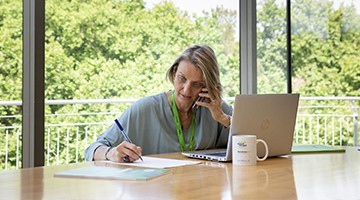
257 0 288 93
292 0 360 97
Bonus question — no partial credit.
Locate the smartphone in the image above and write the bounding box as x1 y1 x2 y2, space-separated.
192 91 208 110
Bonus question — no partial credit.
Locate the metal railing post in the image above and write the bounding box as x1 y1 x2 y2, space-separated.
349 100 358 147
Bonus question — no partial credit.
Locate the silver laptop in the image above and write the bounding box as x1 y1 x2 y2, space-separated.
182 93 300 161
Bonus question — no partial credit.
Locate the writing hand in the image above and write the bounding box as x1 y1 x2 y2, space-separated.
107 141 142 162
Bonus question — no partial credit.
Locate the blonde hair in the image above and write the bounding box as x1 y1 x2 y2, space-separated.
166 45 223 99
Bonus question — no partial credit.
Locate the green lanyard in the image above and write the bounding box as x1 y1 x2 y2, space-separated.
170 91 196 152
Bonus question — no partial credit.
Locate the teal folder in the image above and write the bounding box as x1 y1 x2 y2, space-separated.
54 165 171 181
291 144 346 153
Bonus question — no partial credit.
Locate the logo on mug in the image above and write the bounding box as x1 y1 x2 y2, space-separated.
237 141 247 147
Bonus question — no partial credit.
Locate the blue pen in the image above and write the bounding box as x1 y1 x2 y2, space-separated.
114 119 143 161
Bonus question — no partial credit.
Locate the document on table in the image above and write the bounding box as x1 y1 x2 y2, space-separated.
291 144 346 153
55 165 171 181
106 156 201 169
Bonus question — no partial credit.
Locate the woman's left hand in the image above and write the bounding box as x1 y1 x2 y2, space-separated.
195 92 230 127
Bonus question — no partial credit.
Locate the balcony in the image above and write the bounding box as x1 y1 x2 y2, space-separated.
0 97 359 170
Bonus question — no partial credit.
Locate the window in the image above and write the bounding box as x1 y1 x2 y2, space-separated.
42 0 240 166
0 0 23 170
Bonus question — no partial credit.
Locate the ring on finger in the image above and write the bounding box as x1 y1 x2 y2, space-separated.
122 155 130 162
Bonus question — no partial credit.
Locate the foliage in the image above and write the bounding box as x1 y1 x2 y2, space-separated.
291 0 360 97
257 0 288 93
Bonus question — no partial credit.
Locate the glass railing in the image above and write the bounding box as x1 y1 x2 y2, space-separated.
0 97 359 170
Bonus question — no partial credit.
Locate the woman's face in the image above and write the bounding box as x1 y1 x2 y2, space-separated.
173 61 205 110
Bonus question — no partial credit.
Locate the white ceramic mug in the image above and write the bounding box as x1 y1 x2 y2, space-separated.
232 135 269 166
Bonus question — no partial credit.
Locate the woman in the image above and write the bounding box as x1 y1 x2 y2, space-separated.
85 45 233 162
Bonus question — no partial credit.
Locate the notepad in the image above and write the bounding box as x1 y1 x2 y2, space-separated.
291 144 346 153
54 165 171 181
116 156 201 168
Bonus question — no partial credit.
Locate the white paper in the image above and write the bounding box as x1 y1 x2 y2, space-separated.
55 166 171 180
106 156 201 169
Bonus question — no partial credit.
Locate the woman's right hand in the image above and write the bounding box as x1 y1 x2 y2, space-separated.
106 141 142 162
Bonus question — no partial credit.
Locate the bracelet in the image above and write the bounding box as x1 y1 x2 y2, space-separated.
225 115 232 130
104 147 113 161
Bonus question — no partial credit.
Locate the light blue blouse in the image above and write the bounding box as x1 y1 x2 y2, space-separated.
85 92 233 161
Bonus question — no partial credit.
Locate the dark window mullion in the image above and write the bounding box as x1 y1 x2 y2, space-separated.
22 0 45 168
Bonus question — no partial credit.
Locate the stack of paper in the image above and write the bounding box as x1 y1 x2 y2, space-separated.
55 165 171 181
54 156 201 181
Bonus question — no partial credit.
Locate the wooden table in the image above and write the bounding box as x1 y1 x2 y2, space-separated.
0 147 359 199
